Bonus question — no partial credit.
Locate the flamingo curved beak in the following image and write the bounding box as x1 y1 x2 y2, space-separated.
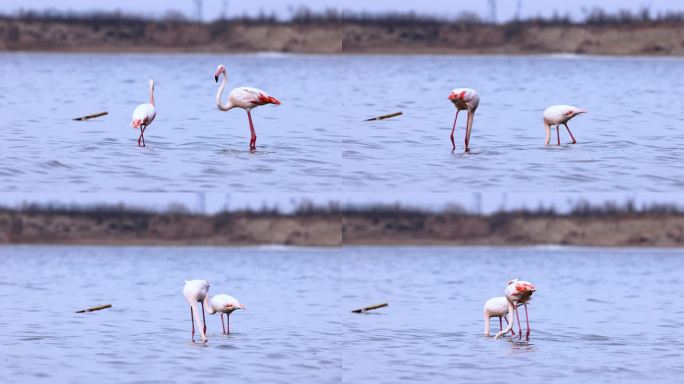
214 75 219 82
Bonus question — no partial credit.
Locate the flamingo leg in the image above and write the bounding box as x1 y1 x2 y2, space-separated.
499 317 503 332
450 109 460 152
564 123 577 144
137 124 146 147
190 306 195 342
226 314 231 335
201 302 207 335
246 110 257 150
221 313 226 334
524 303 531 340
515 305 523 340
556 125 560 146
503 316 516 336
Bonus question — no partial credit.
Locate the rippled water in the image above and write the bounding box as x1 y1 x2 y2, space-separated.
342 246 684 383
341 55 684 192
0 246 341 383
0 53 341 192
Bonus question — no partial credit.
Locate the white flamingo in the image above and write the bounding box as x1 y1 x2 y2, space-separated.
182 280 210 342
130 79 157 147
447 88 480 152
205 294 246 335
483 296 515 337
214 64 281 151
495 279 536 340
543 105 587 146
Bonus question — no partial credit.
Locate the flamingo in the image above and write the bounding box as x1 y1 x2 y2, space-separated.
447 88 480 152
495 279 536 340
182 279 210 342
483 296 515 337
543 105 587 146
204 294 246 335
130 79 157 147
214 64 281 151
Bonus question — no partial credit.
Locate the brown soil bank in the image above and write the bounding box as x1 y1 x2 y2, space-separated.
343 22 684 55
0 19 341 53
2 208 684 247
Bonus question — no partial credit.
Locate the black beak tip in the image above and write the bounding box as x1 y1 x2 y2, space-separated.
214 76 219 82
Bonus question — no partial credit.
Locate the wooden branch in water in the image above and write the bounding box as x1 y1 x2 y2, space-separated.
76 304 112 313
351 303 388 313
365 112 402 121
73 111 108 121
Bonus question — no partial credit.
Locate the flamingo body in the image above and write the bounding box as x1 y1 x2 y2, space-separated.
183 279 210 342
215 64 281 150
130 79 156 147
543 105 587 146
447 88 479 152
483 296 512 336
206 293 246 335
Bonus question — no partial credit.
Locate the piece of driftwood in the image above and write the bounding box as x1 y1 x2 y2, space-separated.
76 304 112 313
365 112 402 121
351 303 389 313
73 111 108 121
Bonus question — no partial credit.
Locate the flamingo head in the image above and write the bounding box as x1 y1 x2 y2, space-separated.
566 108 588 118
214 64 226 82
226 303 246 311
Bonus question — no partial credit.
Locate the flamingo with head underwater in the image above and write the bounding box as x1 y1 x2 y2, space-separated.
495 279 536 341
543 105 587 146
182 279 210 343
483 296 515 337
214 64 281 151
447 88 479 152
204 293 246 335
130 79 156 147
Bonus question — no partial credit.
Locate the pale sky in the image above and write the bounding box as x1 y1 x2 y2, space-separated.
1 0 682 21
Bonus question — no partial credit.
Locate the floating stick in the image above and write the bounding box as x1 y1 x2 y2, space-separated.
365 112 402 121
76 304 112 313
351 303 389 313
73 111 108 121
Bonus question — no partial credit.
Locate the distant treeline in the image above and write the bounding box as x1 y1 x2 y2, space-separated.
3 6 683 26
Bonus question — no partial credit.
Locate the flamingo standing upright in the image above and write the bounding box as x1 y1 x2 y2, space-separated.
214 64 281 151
543 105 587 146
495 279 536 340
483 296 515 337
182 279 210 342
204 293 246 335
447 88 480 152
131 79 157 147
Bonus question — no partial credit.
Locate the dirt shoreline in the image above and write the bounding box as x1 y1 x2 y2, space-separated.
2 209 684 247
2 18 684 55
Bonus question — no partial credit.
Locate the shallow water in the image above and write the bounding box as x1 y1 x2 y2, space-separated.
342 246 684 383
0 53 341 192
0 246 341 383
341 55 684 192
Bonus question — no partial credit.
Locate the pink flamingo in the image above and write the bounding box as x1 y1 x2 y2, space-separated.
447 88 480 152
214 64 281 151
130 79 157 147
182 280 210 343
205 294 246 335
543 105 587 146
483 296 515 337
495 279 536 340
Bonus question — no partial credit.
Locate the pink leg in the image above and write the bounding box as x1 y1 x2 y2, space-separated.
564 123 577 144
556 125 560 146
201 302 207 335
499 317 503 331
221 313 226 334
190 307 195 342
247 110 257 150
524 303 531 340
450 109 460 152
515 306 523 340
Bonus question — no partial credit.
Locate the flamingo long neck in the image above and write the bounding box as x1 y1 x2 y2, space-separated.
190 301 207 340
149 83 155 107
483 310 491 336
204 294 216 315
216 72 235 111
543 122 551 146
495 301 516 339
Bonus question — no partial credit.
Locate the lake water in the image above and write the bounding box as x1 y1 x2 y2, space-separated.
0 246 341 383
2 245 682 383
342 246 684 383
2 54 684 192
341 55 684 192
0 53 342 192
